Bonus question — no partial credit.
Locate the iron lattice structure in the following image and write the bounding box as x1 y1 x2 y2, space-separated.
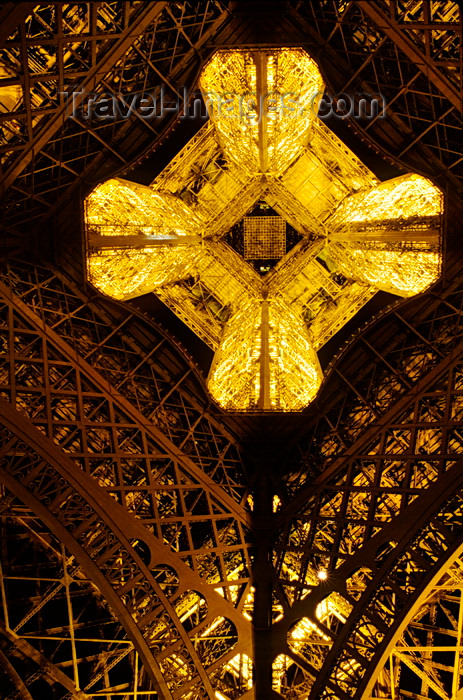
0 2 462 699
84 49 442 412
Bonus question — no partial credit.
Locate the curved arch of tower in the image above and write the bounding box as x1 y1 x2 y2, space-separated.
0 2 461 698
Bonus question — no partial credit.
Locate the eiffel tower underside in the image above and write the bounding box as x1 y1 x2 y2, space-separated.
0 2 462 699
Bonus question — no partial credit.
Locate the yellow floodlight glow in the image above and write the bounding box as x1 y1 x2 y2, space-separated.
86 177 200 236
328 174 442 296
199 49 324 174
85 48 443 412
329 173 441 223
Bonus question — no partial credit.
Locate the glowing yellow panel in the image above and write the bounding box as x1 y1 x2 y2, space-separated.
328 174 442 296
207 298 323 412
199 48 324 174
87 246 202 301
267 298 322 411
329 173 441 224
86 177 201 237
328 246 440 298
208 298 263 410
86 178 205 301
85 48 443 412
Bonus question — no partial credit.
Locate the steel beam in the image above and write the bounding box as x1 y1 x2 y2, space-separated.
0 397 252 699
280 330 463 522
0 3 167 197
0 3 35 45
356 1 462 111
0 621 86 699
281 456 463 699
0 277 249 527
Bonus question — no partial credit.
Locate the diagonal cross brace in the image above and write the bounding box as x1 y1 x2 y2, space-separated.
357 1 462 112
0 278 249 527
0 2 167 197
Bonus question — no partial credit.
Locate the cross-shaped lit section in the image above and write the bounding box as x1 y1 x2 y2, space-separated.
85 48 442 412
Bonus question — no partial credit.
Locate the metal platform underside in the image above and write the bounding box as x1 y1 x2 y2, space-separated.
0 2 462 699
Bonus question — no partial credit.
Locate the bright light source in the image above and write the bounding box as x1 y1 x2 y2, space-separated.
85 49 442 412
215 692 229 700
317 569 328 581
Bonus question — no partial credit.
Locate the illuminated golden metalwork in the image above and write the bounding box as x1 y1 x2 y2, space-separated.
328 173 442 296
199 49 324 174
85 48 443 412
243 216 286 259
370 551 463 700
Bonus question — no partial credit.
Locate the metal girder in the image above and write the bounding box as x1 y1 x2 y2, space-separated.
88 234 201 248
0 396 252 699
44 3 232 221
285 2 463 191
253 441 463 698
356 1 462 112
0 274 248 526
301 458 463 699
0 3 35 45
0 3 167 197
369 554 463 698
283 326 463 520
390 651 447 699
0 259 254 697
0 439 172 697
0 648 35 700
0 259 251 610
0 515 150 697
0 1 234 242
278 221 463 502
0 262 248 523
49 268 240 453
0 621 86 699
264 272 463 698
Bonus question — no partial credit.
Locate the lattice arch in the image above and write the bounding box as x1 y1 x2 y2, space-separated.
0 396 253 699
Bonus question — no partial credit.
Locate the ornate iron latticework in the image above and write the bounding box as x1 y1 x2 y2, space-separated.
0 260 253 698
371 552 463 699
85 48 442 412
0 2 231 233
271 276 463 698
0 2 462 699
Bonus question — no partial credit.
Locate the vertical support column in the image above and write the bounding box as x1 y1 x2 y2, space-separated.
389 654 396 700
452 589 463 698
252 451 280 699
0 559 9 630
134 650 139 699
62 544 80 691
259 300 271 410
256 52 269 173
